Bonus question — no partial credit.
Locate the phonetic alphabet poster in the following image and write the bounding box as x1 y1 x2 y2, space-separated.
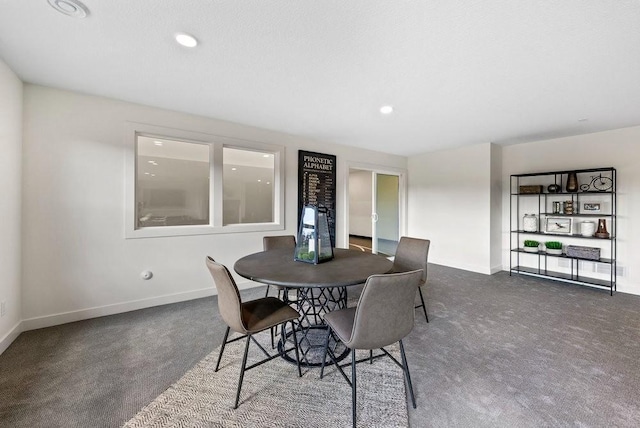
298 150 336 246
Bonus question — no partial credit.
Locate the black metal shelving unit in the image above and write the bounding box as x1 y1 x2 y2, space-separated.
510 167 617 295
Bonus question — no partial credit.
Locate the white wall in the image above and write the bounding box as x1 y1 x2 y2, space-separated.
21 85 407 329
0 60 22 353
501 127 640 295
490 144 503 272
348 169 372 237
408 143 494 274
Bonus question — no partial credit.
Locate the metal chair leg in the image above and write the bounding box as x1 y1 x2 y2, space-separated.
417 287 429 322
270 326 275 349
399 340 416 409
234 334 252 409
351 348 357 428
319 327 332 379
290 320 302 377
369 350 373 364
215 326 230 372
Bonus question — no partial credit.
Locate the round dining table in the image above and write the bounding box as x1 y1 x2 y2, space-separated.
234 247 393 366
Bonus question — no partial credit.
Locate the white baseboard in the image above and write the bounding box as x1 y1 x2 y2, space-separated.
430 257 493 275
490 264 506 274
0 321 23 356
21 280 263 332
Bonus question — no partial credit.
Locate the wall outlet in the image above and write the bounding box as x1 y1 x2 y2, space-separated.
0 300 6 317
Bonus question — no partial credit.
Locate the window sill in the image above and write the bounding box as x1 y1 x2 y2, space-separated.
125 222 284 239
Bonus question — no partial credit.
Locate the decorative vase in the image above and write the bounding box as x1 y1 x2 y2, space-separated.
563 201 574 214
552 201 561 214
547 184 560 193
524 246 539 253
595 219 610 239
580 221 596 237
566 172 579 192
546 248 563 255
523 214 538 232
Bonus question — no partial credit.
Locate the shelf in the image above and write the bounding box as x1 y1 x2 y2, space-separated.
511 248 613 264
511 191 613 196
511 266 614 289
511 166 615 178
539 213 613 217
511 230 615 240
510 167 616 295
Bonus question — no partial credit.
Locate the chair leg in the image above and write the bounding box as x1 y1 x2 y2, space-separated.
417 287 429 322
215 326 231 372
369 350 373 364
351 348 357 428
399 340 416 409
290 320 302 377
319 327 332 379
270 326 275 349
234 334 252 409
264 284 270 298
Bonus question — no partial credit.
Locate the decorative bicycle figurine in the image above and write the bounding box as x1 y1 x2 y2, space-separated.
580 173 613 192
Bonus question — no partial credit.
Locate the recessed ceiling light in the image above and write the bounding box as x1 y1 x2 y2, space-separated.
263 154 270 158
175 33 198 48
153 141 163 146
258 179 262 182
231 167 237 171
578 118 589 122
380 105 394 115
48 0 89 18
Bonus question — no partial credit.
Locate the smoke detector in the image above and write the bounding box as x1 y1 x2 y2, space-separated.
48 0 89 18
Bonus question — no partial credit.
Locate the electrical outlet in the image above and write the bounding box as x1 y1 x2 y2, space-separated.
0 300 6 317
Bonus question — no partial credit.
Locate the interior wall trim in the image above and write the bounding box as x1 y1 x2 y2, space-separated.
0 321 22 356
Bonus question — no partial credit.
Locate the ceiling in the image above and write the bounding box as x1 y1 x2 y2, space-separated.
1 1 639 156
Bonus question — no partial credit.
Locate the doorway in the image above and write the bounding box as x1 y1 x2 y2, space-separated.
347 168 403 257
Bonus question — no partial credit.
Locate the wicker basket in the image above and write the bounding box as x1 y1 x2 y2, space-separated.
566 245 601 261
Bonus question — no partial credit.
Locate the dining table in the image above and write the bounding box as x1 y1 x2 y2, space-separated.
234 247 393 366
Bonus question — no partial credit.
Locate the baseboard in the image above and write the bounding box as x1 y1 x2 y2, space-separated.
21 280 263 332
430 257 493 275
0 321 23 356
490 264 505 274
22 288 218 331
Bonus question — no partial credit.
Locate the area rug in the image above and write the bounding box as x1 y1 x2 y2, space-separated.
123 332 409 427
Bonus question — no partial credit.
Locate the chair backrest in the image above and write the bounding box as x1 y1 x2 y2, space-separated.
347 269 423 349
393 236 430 283
263 235 296 251
205 257 246 333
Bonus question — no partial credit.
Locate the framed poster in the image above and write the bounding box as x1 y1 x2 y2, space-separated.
298 150 337 247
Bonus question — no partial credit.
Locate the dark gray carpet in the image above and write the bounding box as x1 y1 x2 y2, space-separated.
1 264 640 427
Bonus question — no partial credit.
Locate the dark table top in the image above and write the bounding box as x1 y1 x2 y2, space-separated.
234 248 393 288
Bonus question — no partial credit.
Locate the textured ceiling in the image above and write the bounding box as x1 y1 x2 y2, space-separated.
1 1 639 156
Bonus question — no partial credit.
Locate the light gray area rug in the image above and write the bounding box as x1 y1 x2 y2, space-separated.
124 333 409 427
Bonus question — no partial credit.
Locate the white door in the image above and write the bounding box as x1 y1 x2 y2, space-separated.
371 173 400 256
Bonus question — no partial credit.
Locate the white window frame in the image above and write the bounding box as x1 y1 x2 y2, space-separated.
125 122 285 238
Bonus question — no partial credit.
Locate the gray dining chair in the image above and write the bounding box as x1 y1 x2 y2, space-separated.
319 269 423 428
391 236 431 322
263 235 299 348
263 235 296 299
205 256 302 409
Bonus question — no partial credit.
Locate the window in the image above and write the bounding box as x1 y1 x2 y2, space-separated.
223 147 275 225
125 123 284 238
137 136 210 228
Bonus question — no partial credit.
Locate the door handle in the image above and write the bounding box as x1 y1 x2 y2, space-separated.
372 213 379 223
